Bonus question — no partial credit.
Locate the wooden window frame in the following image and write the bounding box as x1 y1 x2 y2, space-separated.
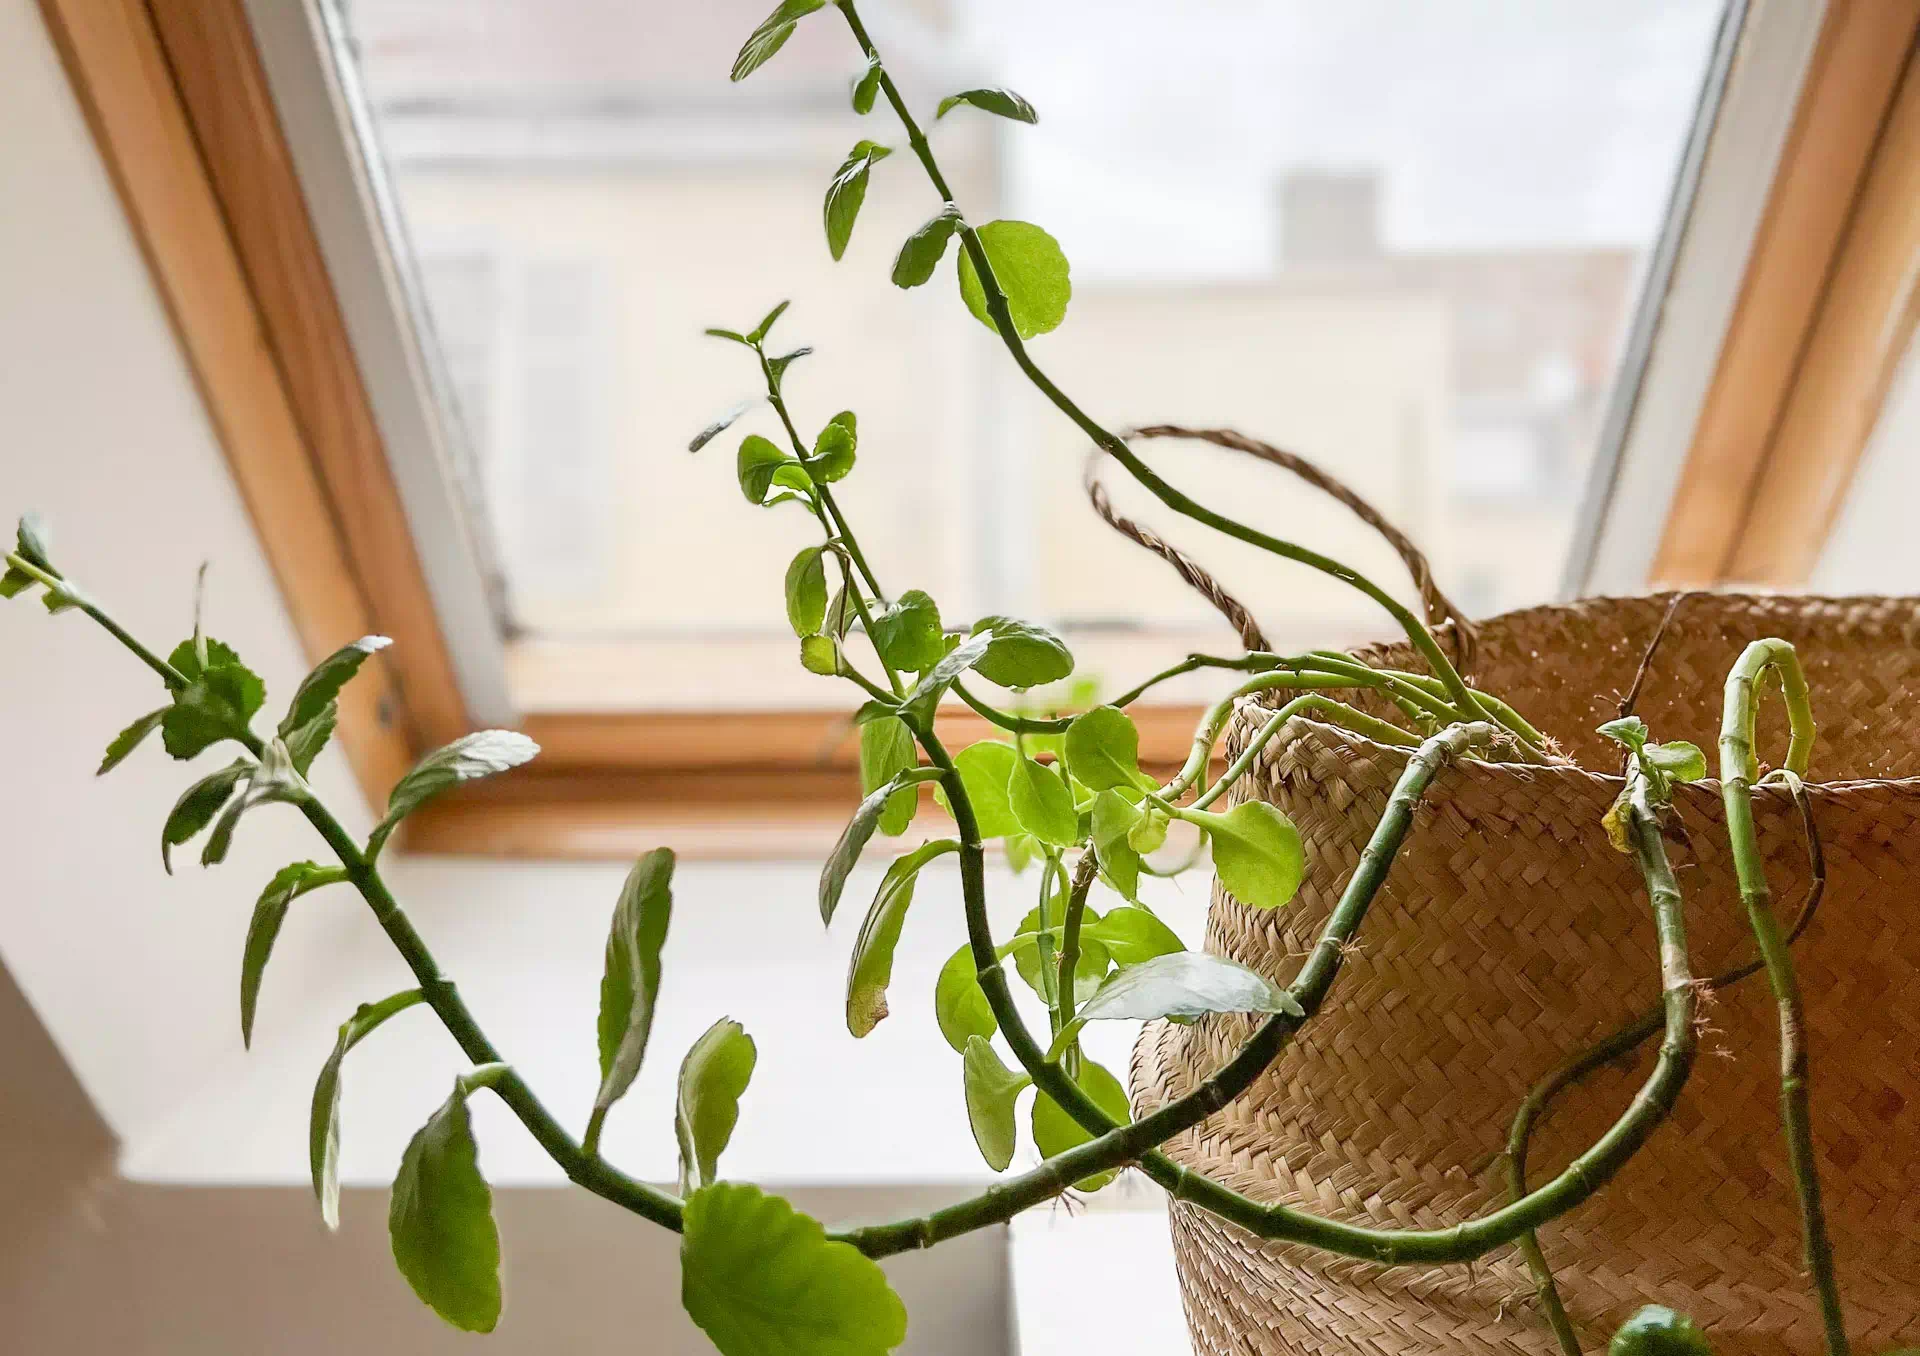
37 0 1920 857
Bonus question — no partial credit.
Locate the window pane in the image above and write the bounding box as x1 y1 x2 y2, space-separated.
335 0 1727 709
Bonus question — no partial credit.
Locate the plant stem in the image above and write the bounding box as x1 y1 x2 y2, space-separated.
1054 852 1097 1044
1191 693 1419 812
10 552 189 691
1720 640 1847 1355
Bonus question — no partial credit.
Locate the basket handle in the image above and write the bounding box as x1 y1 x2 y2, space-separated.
1083 424 1478 675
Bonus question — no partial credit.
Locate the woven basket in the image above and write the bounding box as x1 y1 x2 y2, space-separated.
1130 590 1920 1354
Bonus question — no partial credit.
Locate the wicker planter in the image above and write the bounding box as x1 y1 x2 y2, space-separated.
1131 592 1920 1354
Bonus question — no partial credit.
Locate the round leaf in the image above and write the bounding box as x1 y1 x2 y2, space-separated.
935 739 1020 839
1030 1058 1130 1192
968 616 1073 689
675 1019 757 1195
1085 905 1184 967
859 716 920 838
868 589 944 673
811 412 857 482
957 220 1071 339
935 942 997 1053
737 433 794 505
784 548 829 638
1064 706 1145 792
1008 755 1078 848
1187 801 1306 910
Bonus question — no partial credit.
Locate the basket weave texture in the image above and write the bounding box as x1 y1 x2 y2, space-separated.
1131 593 1920 1355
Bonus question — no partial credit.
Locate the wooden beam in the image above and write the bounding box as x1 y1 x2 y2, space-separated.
36 0 414 804
1650 0 1920 585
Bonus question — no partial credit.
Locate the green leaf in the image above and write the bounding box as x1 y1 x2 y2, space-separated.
845 839 959 1038
824 140 892 262
1065 706 1146 792
899 631 993 726
935 941 997 1052
1004 833 1039 874
1031 1058 1130 1191
689 400 755 453
811 411 858 482
936 88 1038 124
310 989 425 1229
283 701 338 776
819 766 942 924
1090 790 1142 901
747 299 790 344
868 589 944 672
800 634 841 676
1010 905 1109 1003
1008 755 1078 848
1597 716 1650 750
933 739 1020 838
785 548 830 637
675 1018 757 1195
98 707 167 775
1643 740 1707 783
730 0 827 81
0 564 34 599
859 716 920 837
957 220 1072 340
851 57 883 115
591 849 675 1145
768 346 813 384
161 638 267 760
891 208 962 289
737 433 795 506
390 1075 504 1333
680 1182 907 1356
280 635 390 739
1048 952 1302 1059
241 861 340 1048
161 757 253 874
14 511 54 570
969 616 1073 689
1128 805 1170 856
1085 905 1185 967
1186 801 1305 910
368 730 539 859
705 327 752 345
962 1036 1030 1172
202 737 306 867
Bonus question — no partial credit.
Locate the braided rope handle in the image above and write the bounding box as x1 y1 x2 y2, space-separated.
1083 424 1479 675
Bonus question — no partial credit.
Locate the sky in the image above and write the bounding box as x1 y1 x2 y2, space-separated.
953 0 1727 278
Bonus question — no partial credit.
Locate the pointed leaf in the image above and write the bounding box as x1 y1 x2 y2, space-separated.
675 1018 757 1195
241 861 340 1048
591 849 675 1142
785 548 829 637
858 716 920 838
280 636 390 739
689 399 756 453
962 1036 1030 1172
868 588 944 672
161 639 266 760
99 707 167 775
968 615 1073 689
768 346 813 383
892 208 963 289
1065 706 1145 792
846 839 959 1037
1049 952 1302 1058
730 0 827 82
900 631 993 725
161 757 253 874
310 988 425 1229
284 701 338 776
824 140 893 262
202 738 306 867
957 220 1071 340
933 738 1020 838
1185 801 1305 910
14 511 54 570
1090 790 1143 901
936 88 1038 124
851 57 883 114
1008 755 1077 848
680 1182 907 1356
1030 1058 1130 1191
390 1076 503 1333
935 941 997 1053
747 299 790 344
819 766 942 923
369 730 539 859
1085 905 1184 967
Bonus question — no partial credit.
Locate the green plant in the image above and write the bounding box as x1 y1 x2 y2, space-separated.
3 4 1878 1353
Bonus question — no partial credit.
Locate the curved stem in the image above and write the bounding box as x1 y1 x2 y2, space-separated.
1191 693 1419 812
1054 852 1098 1043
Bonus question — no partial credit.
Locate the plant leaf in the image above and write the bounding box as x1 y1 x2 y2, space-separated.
899 631 993 726
1185 801 1305 910
737 433 795 506
689 400 756 453
1010 904 1109 1003
800 634 840 675
1644 740 1707 783
1128 805 1170 855
310 988 425 1229
785 548 829 638
892 208 963 289
1049 951 1301 1058
675 1018 757 1195
962 1036 1030 1172
846 839 959 1037
1065 706 1146 792
747 299 790 344
968 616 1073 689
99 707 167 775
935 941 997 1052
161 757 254 874
161 638 266 760
280 636 390 739
768 346 813 384
202 738 306 867
730 0 827 82
1090 789 1143 901
1030 1058 1130 1191
859 716 920 838
957 220 1072 340
851 57 883 114
811 411 858 482
1008 755 1078 848
389 1076 503 1333
680 1182 907 1356
933 738 1020 838
283 701 339 776
1085 905 1184 967
868 588 944 672
368 730 539 859
241 861 339 1048
591 849 675 1143
824 140 892 262
936 88 1038 124
819 766 943 924
1597 716 1649 751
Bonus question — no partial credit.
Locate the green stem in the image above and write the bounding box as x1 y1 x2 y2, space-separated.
10 552 189 691
1190 693 1418 812
1054 852 1097 1043
1720 640 1847 1355
950 653 1281 737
